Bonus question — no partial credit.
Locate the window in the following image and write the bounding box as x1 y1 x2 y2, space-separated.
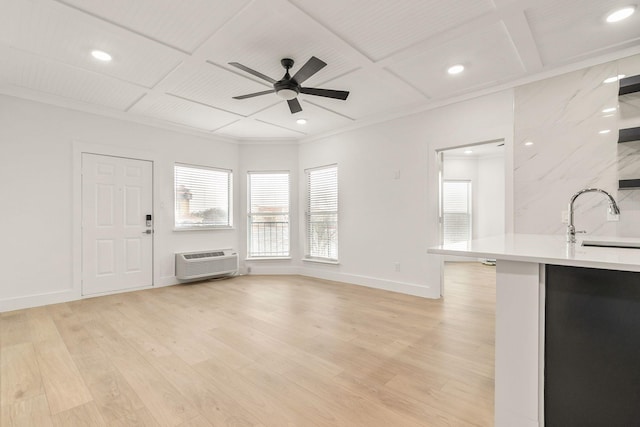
247 172 290 258
442 180 472 244
174 163 232 229
305 165 338 261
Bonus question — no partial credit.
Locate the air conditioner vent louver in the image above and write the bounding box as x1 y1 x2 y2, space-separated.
183 251 225 259
175 249 238 282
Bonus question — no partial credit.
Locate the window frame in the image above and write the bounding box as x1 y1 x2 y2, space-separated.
247 170 291 259
304 164 339 263
173 163 233 231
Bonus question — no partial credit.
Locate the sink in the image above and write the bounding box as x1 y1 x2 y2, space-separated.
582 240 640 249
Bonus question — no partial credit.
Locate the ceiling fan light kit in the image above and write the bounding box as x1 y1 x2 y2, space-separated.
230 56 350 114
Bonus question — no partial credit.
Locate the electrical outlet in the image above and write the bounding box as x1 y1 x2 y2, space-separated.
394 262 400 272
247 266 252 274
561 210 568 224
607 212 620 222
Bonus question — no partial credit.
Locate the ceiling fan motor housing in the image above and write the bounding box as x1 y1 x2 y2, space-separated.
275 58 300 99
274 79 300 95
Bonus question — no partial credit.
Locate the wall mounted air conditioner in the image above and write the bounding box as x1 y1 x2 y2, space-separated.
175 249 238 282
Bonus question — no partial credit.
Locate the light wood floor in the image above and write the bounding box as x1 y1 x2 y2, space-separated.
0 262 495 427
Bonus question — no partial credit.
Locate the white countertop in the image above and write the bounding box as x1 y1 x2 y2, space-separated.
428 234 640 272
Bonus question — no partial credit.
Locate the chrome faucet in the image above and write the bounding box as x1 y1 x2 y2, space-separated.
567 188 620 243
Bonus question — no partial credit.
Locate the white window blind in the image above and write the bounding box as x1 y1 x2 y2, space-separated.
443 180 472 244
174 164 232 229
248 172 290 257
306 165 338 261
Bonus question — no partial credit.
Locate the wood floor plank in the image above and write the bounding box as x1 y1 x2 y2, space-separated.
26 306 62 342
0 393 53 427
194 359 314 427
109 407 160 427
0 311 30 347
33 338 93 414
84 320 200 427
331 371 481 427
0 262 495 426
148 354 264 427
1 343 44 405
52 401 106 427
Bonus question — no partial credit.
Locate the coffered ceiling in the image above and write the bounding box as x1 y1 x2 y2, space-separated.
1 0 639 141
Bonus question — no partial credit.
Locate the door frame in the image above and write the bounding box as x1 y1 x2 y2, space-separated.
72 141 157 299
429 137 514 297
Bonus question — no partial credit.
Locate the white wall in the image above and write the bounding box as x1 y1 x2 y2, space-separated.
0 95 240 311
477 154 506 239
298 90 515 298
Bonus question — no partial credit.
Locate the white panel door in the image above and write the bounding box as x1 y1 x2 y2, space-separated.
82 153 153 295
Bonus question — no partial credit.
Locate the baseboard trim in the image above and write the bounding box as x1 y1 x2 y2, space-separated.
299 268 437 299
2 269 437 312
0 288 79 313
247 265 303 275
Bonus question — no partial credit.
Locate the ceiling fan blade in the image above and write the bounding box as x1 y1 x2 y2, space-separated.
301 87 349 100
287 98 302 114
292 56 326 84
232 89 275 100
228 62 276 84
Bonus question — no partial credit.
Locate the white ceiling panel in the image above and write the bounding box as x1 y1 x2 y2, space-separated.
305 68 426 119
129 94 241 132
198 1 358 85
388 22 525 99
2 0 640 141
164 62 279 116
214 118 304 140
290 0 496 61
0 46 146 110
0 0 184 88
54 0 251 53
526 0 640 65
253 99 353 135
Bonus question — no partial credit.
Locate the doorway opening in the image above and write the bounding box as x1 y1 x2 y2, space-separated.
437 139 505 293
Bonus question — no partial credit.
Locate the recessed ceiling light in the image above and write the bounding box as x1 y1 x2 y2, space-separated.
606 5 636 23
603 74 626 84
91 50 112 62
448 64 465 75
296 118 307 125
464 149 473 154
602 107 617 113
599 129 611 134
524 141 534 146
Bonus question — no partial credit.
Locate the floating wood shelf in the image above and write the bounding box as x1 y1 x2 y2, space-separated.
619 179 640 190
619 75 640 96
617 76 640 189
618 127 640 143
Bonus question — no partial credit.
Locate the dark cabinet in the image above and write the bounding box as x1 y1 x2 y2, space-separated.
545 264 640 426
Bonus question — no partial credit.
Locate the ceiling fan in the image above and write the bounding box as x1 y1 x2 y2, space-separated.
229 56 350 114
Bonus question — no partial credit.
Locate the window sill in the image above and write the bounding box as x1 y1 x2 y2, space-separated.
173 226 235 232
246 257 292 261
303 258 340 265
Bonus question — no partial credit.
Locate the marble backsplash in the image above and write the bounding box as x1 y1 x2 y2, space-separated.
514 54 640 238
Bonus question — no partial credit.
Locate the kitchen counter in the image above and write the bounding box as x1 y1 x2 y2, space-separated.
428 233 640 272
428 234 640 427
